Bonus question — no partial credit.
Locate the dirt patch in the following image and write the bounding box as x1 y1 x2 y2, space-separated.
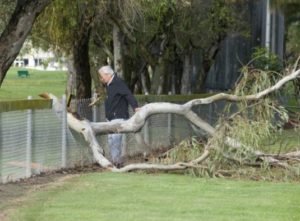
0 164 104 220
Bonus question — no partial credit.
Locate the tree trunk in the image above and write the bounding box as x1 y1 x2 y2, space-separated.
150 37 168 94
141 66 151 95
150 50 169 95
172 52 183 94
0 0 52 86
113 24 124 78
141 71 149 94
180 53 192 94
150 60 166 94
66 57 76 97
73 20 92 99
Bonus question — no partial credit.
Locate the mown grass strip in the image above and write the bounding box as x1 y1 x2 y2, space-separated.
9 172 300 221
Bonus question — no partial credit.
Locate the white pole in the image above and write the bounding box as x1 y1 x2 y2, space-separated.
61 94 67 167
265 0 271 50
26 96 32 178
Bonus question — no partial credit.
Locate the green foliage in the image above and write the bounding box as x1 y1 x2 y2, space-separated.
18 41 32 58
247 48 297 102
0 0 15 34
156 66 298 180
172 0 246 53
269 1 300 63
142 0 176 24
167 137 204 163
32 0 96 54
29 0 250 93
250 47 283 72
287 22 300 61
206 67 294 177
226 67 289 147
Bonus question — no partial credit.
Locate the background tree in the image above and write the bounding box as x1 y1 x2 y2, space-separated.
3 0 288 98
270 0 300 97
96 0 245 94
0 0 52 86
32 0 96 99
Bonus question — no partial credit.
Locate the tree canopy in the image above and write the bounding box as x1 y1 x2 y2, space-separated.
27 0 247 97
0 0 299 97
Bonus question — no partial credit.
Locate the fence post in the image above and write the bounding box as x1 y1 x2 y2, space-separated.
26 96 32 178
121 134 127 157
0 112 2 182
61 94 67 168
167 92 172 144
167 113 172 145
144 119 150 145
92 91 97 122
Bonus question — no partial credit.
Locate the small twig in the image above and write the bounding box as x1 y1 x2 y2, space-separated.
227 100 264 120
293 55 300 72
89 97 101 107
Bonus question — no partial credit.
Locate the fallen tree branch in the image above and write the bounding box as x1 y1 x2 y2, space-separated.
185 69 300 107
113 149 211 172
89 69 300 136
41 68 300 172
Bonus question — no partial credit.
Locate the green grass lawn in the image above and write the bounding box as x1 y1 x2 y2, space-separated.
0 67 67 100
7 172 300 221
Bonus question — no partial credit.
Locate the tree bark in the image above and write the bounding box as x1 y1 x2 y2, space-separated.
73 16 93 99
113 24 124 78
66 57 76 97
180 52 192 94
150 60 166 94
150 37 168 94
0 0 52 86
141 65 150 95
93 32 114 63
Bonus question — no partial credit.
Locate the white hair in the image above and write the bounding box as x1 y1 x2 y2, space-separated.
98 66 114 76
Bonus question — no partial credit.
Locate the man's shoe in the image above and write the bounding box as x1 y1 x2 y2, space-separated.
115 163 123 169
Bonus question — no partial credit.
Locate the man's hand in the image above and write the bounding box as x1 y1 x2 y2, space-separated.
134 107 141 112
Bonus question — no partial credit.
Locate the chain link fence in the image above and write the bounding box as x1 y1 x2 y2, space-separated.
1 95 298 183
0 95 225 183
0 98 93 184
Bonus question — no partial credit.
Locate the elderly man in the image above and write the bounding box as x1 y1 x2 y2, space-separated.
98 66 140 167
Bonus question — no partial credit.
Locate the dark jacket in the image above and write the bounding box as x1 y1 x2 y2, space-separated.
104 75 138 121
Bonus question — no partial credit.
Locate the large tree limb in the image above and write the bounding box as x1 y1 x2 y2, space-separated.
42 68 300 171
90 69 300 136
184 69 300 107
